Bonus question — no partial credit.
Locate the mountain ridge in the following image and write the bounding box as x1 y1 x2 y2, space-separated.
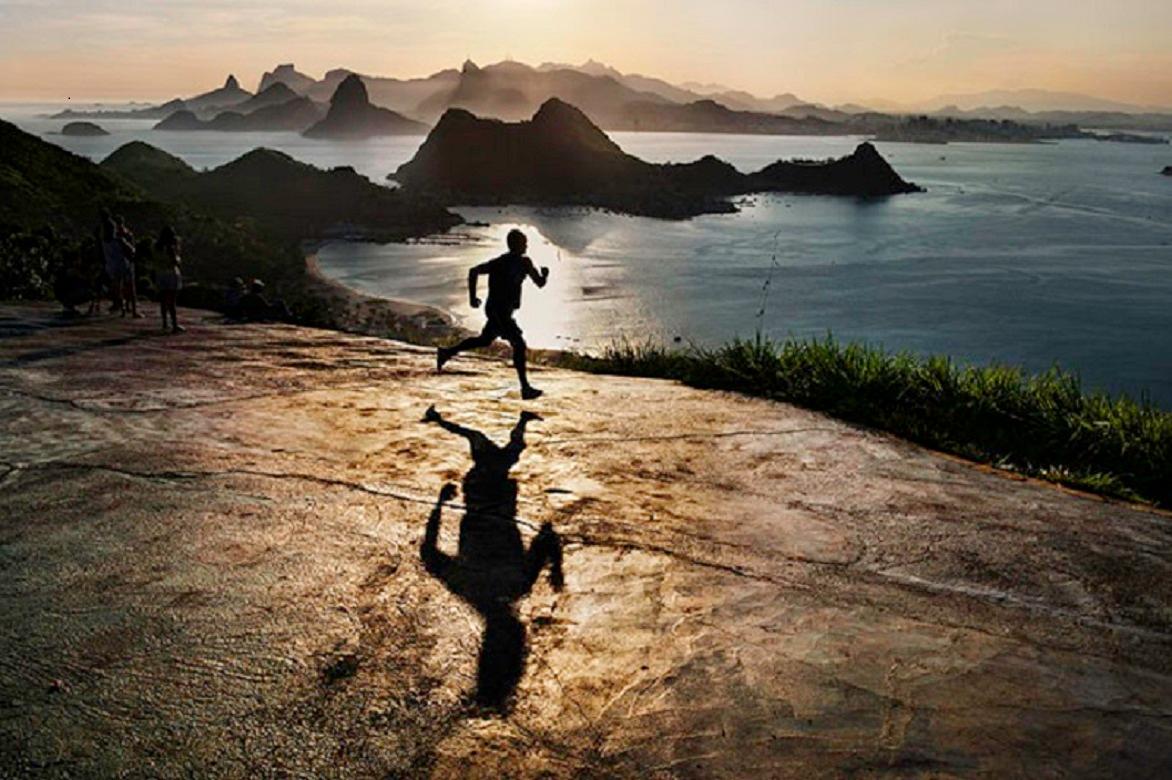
392 98 920 219
302 74 428 138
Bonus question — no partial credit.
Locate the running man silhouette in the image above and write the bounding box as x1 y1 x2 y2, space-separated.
437 229 549 400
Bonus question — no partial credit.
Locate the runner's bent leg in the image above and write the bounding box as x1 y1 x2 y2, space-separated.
449 319 498 355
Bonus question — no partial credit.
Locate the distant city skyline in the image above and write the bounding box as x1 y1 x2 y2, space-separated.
1 0 1169 108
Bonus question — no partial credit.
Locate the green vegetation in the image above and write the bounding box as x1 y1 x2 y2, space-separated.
559 336 1172 507
101 143 460 242
1 119 304 297
0 230 72 300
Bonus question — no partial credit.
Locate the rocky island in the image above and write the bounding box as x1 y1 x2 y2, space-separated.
302 74 428 138
50 75 253 122
60 121 108 136
393 98 921 218
1163 165 1172 176
154 97 324 133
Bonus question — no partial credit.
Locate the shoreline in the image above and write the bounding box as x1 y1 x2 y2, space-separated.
303 244 573 365
303 248 467 346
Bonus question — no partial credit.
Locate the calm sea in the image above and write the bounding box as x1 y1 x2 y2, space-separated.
7 103 1172 404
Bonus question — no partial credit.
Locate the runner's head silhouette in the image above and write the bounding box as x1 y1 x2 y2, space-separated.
506 228 527 255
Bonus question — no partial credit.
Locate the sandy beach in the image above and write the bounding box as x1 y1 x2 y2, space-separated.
304 249 466 346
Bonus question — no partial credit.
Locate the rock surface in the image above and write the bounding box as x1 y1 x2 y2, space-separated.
1 302 1170 777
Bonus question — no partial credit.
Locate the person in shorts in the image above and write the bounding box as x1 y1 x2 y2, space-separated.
436 229 549 400
155 225 184 333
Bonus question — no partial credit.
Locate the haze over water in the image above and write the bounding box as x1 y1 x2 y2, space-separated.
8 105 1172 405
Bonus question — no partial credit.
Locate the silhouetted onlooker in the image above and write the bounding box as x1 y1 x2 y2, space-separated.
238 279 293 322
116 215 143 318
224 277 247 320
54 247 93 315
239 279 271 321
100 216 125 315
155 226 184 333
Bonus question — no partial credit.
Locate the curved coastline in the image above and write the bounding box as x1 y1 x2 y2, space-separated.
304 247 466 344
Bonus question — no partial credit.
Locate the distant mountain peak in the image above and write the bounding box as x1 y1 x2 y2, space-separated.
225 75 240 90
257 64 317 96
257 82 296 97
303 73 427 138
332 73 369 108
532 96 582 120
461 59 479 74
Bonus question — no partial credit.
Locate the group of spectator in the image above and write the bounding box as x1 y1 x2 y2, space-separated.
53 211 292 329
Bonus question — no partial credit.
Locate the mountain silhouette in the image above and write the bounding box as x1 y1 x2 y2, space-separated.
413 59 672 125
60 121 108 136
232 83 301 113
257 63 316 95
183 74 252 114
155 96 324 133
393 99 920 218
102 143 460 240
302 74 428 138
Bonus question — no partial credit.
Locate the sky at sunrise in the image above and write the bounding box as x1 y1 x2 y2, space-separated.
1 0 1169 106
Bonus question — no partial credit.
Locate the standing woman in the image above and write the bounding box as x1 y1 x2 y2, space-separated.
155 226 184 333
100 216 125 315
116 215 143 318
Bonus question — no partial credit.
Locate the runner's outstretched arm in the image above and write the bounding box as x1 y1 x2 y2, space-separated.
526 259 550 289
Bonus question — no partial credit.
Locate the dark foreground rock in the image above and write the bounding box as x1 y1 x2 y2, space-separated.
303 73 428 139
393 98 921 218
1 302 1169 777
102 141 460 241
60 121 108 136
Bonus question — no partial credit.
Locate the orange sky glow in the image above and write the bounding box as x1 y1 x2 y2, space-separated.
1 0 1169 107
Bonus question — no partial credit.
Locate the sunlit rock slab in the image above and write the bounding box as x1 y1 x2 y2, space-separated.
1 303 1169 778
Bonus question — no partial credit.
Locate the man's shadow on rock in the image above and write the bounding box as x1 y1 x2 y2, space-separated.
421 405 563 711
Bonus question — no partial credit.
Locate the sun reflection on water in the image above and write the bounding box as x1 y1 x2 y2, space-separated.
434 218 638 351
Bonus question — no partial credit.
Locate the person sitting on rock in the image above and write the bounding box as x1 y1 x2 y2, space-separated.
238 279 294 323
224 277 247 320
54 246 93 316
239 279 272 322
436 229 549 400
